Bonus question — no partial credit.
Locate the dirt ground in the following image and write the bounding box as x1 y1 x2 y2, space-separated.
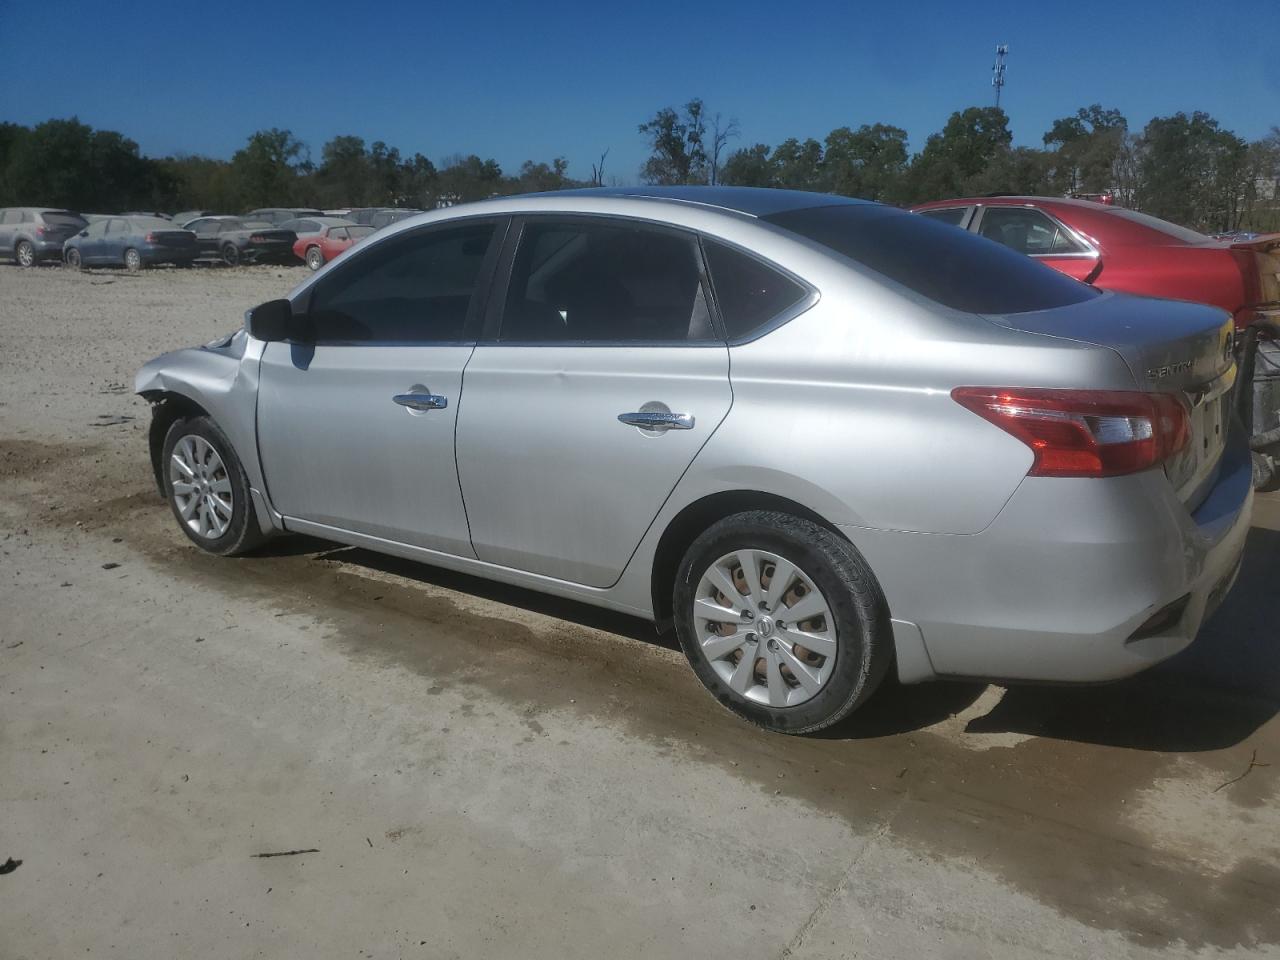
2 262 1278 959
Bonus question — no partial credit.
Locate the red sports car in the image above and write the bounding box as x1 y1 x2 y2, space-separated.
294 223 375 271
910 196 1280 330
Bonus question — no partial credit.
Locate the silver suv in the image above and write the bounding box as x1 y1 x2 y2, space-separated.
136 187 1251 734
0 207 88 266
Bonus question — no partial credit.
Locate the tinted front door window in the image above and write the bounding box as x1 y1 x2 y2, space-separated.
308 223 495 343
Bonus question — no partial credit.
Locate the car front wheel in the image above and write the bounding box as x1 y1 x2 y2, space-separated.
16 239 35 267
673 511 892 734
305 246 324 271
162 416 265 556
221 243 240 267
124 248 142 272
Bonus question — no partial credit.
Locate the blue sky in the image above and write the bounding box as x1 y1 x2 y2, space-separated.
3 0 1276 182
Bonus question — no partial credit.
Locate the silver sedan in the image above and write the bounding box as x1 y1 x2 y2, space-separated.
135 187 1252 734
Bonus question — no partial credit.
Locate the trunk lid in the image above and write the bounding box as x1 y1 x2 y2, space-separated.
247 229 295 245
1229 234 1280 320
149 230 196 247
985 293 1236 509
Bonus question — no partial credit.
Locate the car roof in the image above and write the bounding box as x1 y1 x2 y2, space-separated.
912 195 1109 211
548 186 869 217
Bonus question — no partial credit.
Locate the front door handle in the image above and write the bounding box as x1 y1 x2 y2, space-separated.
393 392 448 411
617 411 695 430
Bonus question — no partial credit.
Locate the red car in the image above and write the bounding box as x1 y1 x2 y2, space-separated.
910 196 1280 330
294 223 375 271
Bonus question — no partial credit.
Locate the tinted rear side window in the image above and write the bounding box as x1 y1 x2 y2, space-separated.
499 219 714 343
765 204 1099 314
703 240 807 340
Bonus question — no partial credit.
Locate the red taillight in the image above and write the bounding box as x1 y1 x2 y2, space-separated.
144 232 156 243
951 387 1190 478
35 225 47 237
249 234 266 243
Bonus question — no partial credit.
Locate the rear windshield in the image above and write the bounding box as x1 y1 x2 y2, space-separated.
41 212 87 229
348 226 375 238
764 204 1100 314
1103 208 1210 245
241 221 272 230
131 217 176 230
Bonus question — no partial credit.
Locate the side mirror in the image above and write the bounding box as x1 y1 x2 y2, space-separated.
245 299 302 342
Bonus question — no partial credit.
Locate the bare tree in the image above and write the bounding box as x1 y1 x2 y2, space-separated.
590 148 609 187
710 113 741 186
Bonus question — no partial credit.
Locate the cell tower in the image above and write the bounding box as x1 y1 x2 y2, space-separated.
992 44 1009 108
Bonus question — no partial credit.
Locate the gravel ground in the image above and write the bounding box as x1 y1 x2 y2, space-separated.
2 262 1279 958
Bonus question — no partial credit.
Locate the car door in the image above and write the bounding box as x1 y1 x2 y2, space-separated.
973 205 1101 282
324 226 350 260
256 218 505 556
101 218 129 264
188 218 221 257
454 216 733 588
0 209 16 253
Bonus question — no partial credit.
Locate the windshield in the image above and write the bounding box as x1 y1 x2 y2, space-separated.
1103 208 1210 245
765 204 1100 315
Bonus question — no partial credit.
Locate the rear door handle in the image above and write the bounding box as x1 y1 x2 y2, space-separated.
617 411 695 430
393 392 448 411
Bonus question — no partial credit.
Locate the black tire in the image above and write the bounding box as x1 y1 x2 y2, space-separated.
124 247 142 272
305 245 324 271
65 247 83 270
221 243 240 267
673 510 892 735
15 239 35 267
161 416 266 556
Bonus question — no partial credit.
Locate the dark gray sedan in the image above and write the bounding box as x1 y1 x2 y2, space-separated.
182 216 297 266
64 216 198 271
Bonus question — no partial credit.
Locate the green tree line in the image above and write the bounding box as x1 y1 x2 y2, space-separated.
0 119 584 215
646 99 1280 234
1 104 1277 233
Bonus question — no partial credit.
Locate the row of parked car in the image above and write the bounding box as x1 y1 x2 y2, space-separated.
0 205 423 272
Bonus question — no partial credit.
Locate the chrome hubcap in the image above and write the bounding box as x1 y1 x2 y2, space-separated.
17 243 33 266
169 435 233 539
692 549 837 708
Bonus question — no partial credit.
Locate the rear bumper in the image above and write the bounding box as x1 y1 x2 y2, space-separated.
842 432 1254 684
31 238 67 261
243 244 295 263
141 248 197 265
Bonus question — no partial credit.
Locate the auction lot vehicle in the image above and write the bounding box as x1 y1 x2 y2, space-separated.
910 196 1280 330
183 216 298 266
912 196 1280 486
245 207 325 226
137 187 1252 734
0 207 88 266
64 216 197 270
294 222 375 270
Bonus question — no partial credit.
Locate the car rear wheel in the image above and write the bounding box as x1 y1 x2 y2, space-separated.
305 246 324 271
221 243 240 267
162 416 266 556
124 248 142 272
673 510 892 734
65 248 82 270
15 239 35 267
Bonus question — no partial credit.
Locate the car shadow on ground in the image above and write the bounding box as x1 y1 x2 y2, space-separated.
265 525 1279 755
